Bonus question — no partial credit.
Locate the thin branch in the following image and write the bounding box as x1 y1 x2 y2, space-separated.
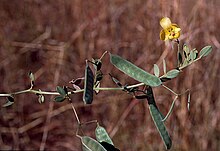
71 103 81 125
162 96 178 122
162 84 178 96
0 87 123 98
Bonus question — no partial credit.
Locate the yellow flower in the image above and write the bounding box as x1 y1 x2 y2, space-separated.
160 17 181 41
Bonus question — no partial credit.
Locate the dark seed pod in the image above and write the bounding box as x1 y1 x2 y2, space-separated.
83 61 94 104
145 86 157 105
145 86 164 119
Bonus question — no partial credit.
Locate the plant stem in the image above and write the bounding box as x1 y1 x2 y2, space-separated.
177 40 180 67
0 53 199 99
162 84 178 96
71 103 81 125
0 86 124 98
162 96 178 122
178 57 202 70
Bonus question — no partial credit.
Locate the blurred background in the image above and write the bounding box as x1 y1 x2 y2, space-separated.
0 0 219 150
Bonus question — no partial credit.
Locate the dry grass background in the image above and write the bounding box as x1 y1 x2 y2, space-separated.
0 0 219 150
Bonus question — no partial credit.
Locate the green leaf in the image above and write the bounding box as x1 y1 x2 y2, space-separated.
189 49 198 61
38 89 44 103
193 50 198 60
28 71 35 82
3 101 14 107
166 69 180 79
110 54 162 87
95 125 114 145
199 45 212 57
163 59 166 74
149 104 172 150
153 64 160 77
189 51 194 61
81 136 107 151
54 96 65 102
182 59 189 67
187 92 191 111
83 61 94 104
38 95 45 104
183 44 190 57
56 86 66 96
3 96 14 107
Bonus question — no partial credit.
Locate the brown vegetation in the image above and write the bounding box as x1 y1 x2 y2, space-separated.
0 0 219 150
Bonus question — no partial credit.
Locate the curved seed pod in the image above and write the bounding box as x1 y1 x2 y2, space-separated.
110 54 162 87
83 61 94 104
146 86 164 119
95 125 114 145
81 136 107 151
149 104 172 150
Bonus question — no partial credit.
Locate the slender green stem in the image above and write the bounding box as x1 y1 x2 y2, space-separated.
99 51 108 60
71 103 81 125
126 82 145 89
177 40 180 67
0 86 124 98
0 94 12 97
94 87 123 91
162 96 178 122
0 89 32 97
30 89 59 95
0 77 191 99
162 84 178 96
178 57 202 70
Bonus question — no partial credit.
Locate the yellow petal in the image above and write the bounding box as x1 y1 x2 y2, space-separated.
160 29 168 41
160 17 172 29
173 31 180 39
171 24 181 32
